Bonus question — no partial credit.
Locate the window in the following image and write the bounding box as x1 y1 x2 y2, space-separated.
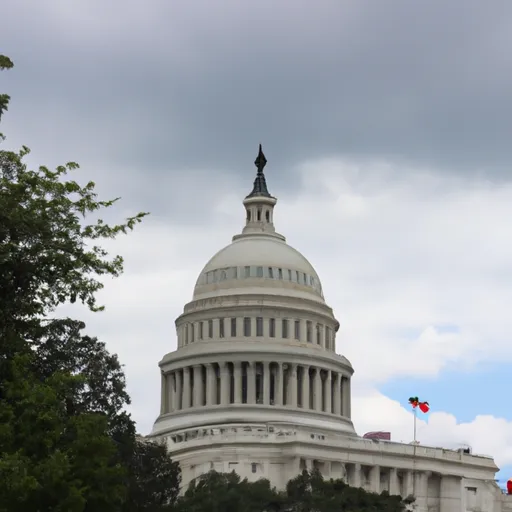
199 322 204 339
310 276 314 285
219 318 225 338
247 210 251 221
265 210 270 222
325 327 331 349
278 268 283 279
208 320 213 338
251 463 257 474
231 318 237 337
220 270 227 281
232 267 238 279
294 320 300 340
185 325 189 344
244 266 251 278
288 269 292 281
256 266 263 277
244 317 251 337
306 321 312 342
207 271 213 284
256 317 263 336
268 267 273 278
257 208 262 221
191 323 195 342
296 271 300 282
282 319 289 338
303 273 307 285
316 324 321 344
269 318 275 338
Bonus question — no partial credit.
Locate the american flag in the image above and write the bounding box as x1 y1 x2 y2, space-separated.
363 431 391 441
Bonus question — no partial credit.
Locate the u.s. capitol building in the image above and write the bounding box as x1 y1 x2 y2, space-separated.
149 147 512 512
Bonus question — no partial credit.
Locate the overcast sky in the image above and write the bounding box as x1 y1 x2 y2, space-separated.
4 0 512 486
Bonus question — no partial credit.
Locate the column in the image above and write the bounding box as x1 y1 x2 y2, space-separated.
404 470 414 498
301 365 310 409
263 318 270 338
170 373 174 412
440 475 462 512
247 362 256 404
346 377 352 417
319 325 325 349
414 471 430 511
206 364 216 406
176 369 183 410
333 373 341 415
300 319 307 342
350 463 362 488
313 368 322 412
369 465 380 493
324 370 332 413
236 317 243 338
289 364 298 407
389 468 399 496
160 372 167 414
193 365 203 407
220 362 230 405
276 363 284 406
234 361 242 404
170 372 177 411
263 362 270 405
182 367 191 409
342 377 350 416
275 318 282 338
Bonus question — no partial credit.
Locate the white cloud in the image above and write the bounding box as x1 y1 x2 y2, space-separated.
352 389 512 469
65 158 512 466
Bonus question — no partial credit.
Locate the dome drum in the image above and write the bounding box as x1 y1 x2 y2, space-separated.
155 355 354 437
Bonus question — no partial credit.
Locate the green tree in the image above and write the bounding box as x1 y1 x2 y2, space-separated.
177 470 410 512
176 471 285 512
285 469 409 512
0 55 182 511
123 439 181 512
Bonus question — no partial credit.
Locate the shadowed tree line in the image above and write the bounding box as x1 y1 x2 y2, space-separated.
0 55 411 511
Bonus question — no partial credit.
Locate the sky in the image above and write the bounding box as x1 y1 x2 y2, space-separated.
3 0 512 487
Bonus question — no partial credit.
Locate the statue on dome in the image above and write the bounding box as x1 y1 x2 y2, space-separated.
254 144 267 175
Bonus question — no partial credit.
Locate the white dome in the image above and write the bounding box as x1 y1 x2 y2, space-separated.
193 234 324 301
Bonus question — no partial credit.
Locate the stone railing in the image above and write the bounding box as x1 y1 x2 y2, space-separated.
160 424 495 469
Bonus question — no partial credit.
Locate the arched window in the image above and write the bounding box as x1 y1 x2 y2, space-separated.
247 210 251 222
265 210 270 222
257 208 262 221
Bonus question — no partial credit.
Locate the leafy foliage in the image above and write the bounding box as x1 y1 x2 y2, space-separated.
0 54 182 511
176 470 409 512
175 471 285 512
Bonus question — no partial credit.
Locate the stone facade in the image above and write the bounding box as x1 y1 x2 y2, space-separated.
149 150 508 511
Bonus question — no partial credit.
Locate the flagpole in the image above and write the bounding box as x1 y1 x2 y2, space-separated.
413 407 417 444
412 407 417 499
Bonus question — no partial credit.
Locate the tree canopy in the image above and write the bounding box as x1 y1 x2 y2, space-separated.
0 54 180 511
176 469 410 512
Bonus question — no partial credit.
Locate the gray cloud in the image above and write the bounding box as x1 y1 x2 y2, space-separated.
4 0 512 194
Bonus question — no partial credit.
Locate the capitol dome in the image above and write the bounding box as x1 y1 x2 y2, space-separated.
149 146 503 508
152 145 355 487
193 234 325 302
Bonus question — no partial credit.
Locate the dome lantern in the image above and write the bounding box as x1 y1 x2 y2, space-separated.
237 144 284 242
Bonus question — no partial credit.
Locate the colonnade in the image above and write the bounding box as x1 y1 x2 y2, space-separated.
321 461 434 502
178 316 335 351
160 360 351 417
